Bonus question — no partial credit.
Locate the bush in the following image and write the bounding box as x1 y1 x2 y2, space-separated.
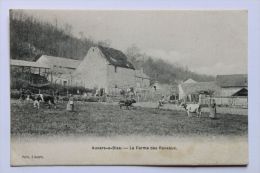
62 97 69 101
99 96 107 102
85 97 99 102
73 95 84 101
11 90 20 99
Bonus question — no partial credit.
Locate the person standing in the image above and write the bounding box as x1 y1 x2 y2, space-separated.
209 99 217 119
158 96 165 109
66 94 74 111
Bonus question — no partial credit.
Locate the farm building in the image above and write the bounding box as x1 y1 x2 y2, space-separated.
135 69 151 89
151 81 161 91
178 75 248 107
35 55 81 86
178 81 220 102
72 46 136 93
216 74 248 96
10 59 50 88
152 83 178 95
183 78 197 84
149 82 178 99
11 46 152 94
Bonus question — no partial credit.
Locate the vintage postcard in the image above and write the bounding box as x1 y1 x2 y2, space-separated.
10 10 248 165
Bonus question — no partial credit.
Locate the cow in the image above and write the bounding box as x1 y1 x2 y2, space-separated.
32 94 43 109
30 94 56 109
119 99 136 109
181 102 202 117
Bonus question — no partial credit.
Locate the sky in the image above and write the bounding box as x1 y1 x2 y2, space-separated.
23 10 247 76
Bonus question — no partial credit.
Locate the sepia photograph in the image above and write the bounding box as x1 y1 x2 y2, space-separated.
10 10 248 166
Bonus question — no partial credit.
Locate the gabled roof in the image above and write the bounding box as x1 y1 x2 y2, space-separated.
184 78 197 84
98 46 135 70
10 59 50 69
232 88 248 96
180 81 220 95
37 55 81 69
216 74 247 87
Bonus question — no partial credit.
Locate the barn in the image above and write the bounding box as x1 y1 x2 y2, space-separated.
178 81 220 102
135 69 150 89
35 55 81 86
183 78 197 84
72 46 136 94
216 74 248 96
10 59 50 89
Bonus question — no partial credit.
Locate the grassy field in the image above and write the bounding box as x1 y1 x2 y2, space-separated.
11 100 248 137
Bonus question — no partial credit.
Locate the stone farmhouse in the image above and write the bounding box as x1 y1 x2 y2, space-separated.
34 46 150 94
72 46 136 93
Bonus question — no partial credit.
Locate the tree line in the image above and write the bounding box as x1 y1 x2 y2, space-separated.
125 45 214 84
10 10 99 61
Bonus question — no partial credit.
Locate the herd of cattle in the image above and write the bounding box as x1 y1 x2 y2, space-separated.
15 90 216 118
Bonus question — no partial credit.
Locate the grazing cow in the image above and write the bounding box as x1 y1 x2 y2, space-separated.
32 94 43 109
181 102 202 117
119 99 136 109
31 94 56 109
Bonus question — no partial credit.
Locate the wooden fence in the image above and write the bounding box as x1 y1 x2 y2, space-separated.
106 88 164 102
200 96 248 108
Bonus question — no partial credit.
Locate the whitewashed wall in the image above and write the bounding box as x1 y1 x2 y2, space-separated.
72 47 108 90
107 65 136 92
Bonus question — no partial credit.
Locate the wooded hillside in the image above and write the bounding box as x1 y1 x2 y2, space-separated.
10 10 97 61
125 46 215 84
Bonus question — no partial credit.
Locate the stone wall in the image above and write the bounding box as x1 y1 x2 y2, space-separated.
107 65 136 93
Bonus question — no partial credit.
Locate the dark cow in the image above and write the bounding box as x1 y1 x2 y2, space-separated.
119 99 136 109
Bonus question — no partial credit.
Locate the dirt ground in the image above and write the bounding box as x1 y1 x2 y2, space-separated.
11 100 248 137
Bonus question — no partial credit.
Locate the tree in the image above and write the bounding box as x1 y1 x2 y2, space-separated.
97 39 111 47
125 45 146 70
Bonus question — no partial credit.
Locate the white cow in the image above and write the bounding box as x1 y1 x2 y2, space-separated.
181 103 202 117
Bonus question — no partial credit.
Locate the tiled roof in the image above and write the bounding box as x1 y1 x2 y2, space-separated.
216 74 247 87
10 59 50 69
98 46 135 70
181 81 220 95
38 55 81 69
